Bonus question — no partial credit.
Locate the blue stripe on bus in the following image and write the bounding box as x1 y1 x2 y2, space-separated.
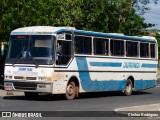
90 62 122 67
76 57 125 91
141 63 157 68
76 57 156 92
74 30 156 42
53 29 71 34
54 29 156 43
135 80 156 89
90 62 157 68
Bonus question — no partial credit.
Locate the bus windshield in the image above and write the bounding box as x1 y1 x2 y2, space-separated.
6 35 55 65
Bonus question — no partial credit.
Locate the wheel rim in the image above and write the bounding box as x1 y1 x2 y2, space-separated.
67 84 74 96
126 82 131 93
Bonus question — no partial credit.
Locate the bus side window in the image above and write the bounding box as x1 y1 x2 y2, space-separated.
150 44 155 58
75 36 92 54
94 38 109 56
126 41 138 57
140 43 149 58
110 39 124 56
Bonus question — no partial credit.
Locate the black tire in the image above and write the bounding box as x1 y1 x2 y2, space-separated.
65 81 76 100
24 92 38 98
124 79 132 96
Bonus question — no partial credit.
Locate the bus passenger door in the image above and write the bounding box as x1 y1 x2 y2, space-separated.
56 34 72 66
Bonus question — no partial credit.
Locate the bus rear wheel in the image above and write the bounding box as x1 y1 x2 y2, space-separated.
65 81 76 100
124 79 132 96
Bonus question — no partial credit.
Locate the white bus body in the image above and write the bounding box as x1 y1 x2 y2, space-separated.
4 26 158 100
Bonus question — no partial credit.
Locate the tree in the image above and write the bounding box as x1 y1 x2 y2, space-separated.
0 0 159 42
0 0 58 41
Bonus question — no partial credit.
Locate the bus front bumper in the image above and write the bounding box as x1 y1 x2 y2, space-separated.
4 80 53 93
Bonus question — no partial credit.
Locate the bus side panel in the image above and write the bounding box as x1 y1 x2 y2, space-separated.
135 79 156 90
74 56 157 92
75 57 126 92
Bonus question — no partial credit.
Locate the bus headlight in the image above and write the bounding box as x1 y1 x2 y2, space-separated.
5 76 13 79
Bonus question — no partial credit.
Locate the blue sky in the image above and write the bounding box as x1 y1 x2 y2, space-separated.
141 1 160 30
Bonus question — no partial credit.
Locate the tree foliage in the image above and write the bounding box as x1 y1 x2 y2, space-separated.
0 0 158 42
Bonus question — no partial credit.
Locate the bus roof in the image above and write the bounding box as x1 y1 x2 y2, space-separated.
11 26 156 43
73 30 156 43
11 26 75 35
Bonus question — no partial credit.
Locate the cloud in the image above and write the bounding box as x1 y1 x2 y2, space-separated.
142 2 160 29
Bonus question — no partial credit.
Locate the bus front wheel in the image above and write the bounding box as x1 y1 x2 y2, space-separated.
124 79 132 96
65 81 76 100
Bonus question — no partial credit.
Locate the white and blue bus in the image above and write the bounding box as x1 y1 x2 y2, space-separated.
4 26 158 100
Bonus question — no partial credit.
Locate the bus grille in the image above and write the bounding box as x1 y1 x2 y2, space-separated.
26 77 37 80
14 76 23 79
13 82 37 90
14 76 37 80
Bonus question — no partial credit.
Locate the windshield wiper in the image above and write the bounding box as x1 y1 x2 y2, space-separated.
28 56 39 68
12 50 24 66
12 50 39 68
